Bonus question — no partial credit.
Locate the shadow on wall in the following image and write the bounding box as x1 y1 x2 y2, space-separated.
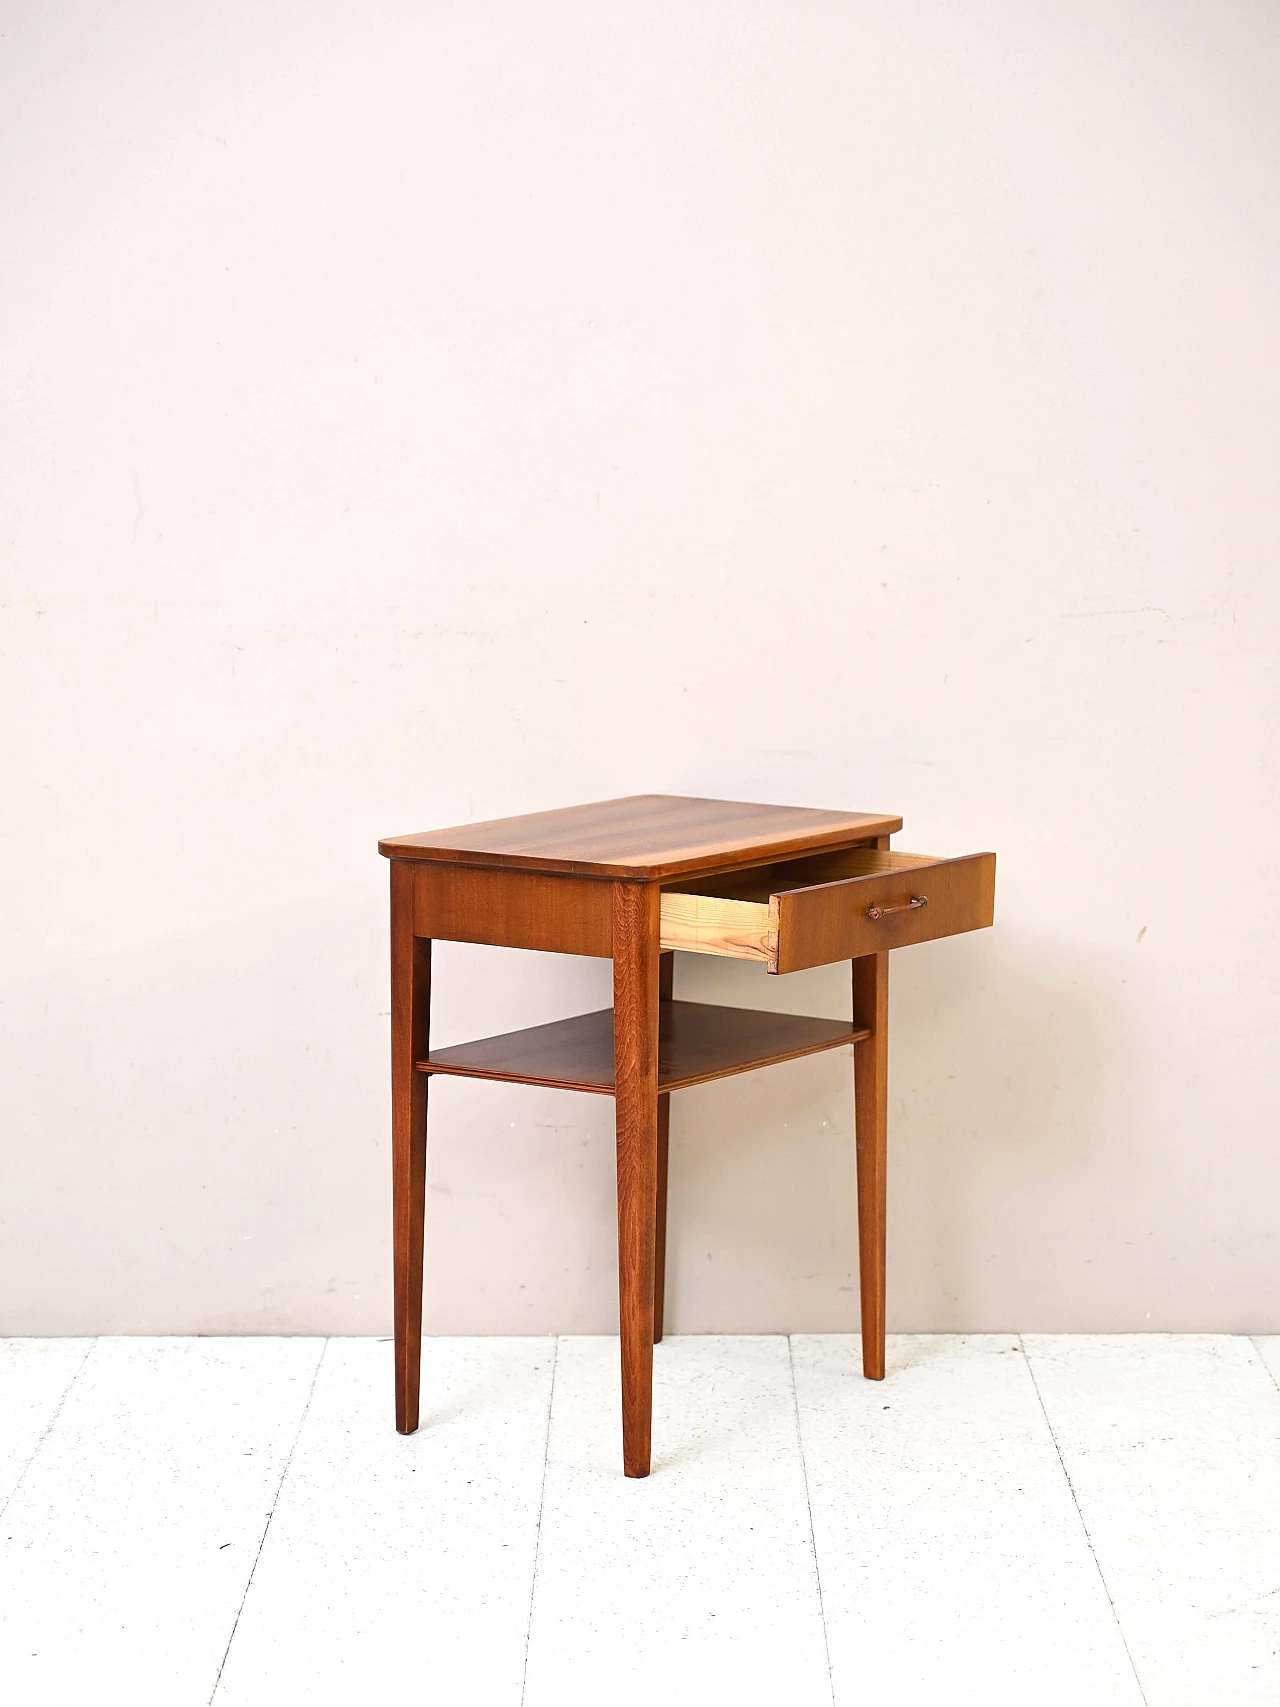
663 923 1136 1333
886 921 1137 1330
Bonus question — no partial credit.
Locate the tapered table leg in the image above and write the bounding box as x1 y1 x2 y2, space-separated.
654 951 673 1343
612 882 661 1477
653 1096 670 1343
853 949 888 1380
391 860 431 1432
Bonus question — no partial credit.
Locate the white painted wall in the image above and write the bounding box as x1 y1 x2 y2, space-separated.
2 0 1277 1334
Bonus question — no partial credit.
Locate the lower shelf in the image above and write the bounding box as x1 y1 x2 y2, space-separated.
420 1000 868 1096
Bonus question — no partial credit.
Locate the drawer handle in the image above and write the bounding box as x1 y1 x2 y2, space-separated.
866 895 928 921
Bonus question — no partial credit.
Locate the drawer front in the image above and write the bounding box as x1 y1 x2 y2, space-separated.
773 852 995 972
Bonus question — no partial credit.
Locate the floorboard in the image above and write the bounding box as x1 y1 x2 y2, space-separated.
1254 1335 1280 1392
0 1338 323 1706
1023 1334 1280 1707
212 1338 555 1706
521 1335 832 1707
2 1334 1279 1706
792 1334 1144 1707
0 1337 91 1512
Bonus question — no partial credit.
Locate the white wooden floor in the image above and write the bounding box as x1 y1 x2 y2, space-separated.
2 1336 1279 1706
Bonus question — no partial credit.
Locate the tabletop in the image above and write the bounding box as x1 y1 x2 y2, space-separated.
378 794 903 881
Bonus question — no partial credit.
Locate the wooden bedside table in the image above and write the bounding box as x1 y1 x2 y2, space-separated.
379 795 995 1477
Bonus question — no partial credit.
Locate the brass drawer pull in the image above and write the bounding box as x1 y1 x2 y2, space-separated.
866 895 928 921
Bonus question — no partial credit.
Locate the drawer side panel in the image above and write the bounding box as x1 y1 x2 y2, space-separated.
659 892 773 962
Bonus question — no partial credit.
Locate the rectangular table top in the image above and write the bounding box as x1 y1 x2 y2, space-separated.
379 794 901 881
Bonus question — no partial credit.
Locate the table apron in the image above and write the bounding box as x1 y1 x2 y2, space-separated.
411 861 613 956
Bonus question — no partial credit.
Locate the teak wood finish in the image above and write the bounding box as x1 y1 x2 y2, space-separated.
654 951 674 1345
421 1002 868 1094
382 794 996 1477
389 860 430 1435
380 794 904 880
659 846 996 973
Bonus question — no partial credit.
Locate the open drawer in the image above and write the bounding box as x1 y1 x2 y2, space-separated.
660 846 995 974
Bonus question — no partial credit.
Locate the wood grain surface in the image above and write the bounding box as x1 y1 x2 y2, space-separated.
420 1002 868 1094
611 881 661 1477
654 951 674 1344
414 861 612 957
658 888 774 961
380 794 901 881
390 862 431 1433
774 851 996 974
853 947 888 1379
380 798 996 1471
658 848 995 972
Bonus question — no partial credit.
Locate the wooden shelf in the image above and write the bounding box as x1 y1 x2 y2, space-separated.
420 1000 867 1096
